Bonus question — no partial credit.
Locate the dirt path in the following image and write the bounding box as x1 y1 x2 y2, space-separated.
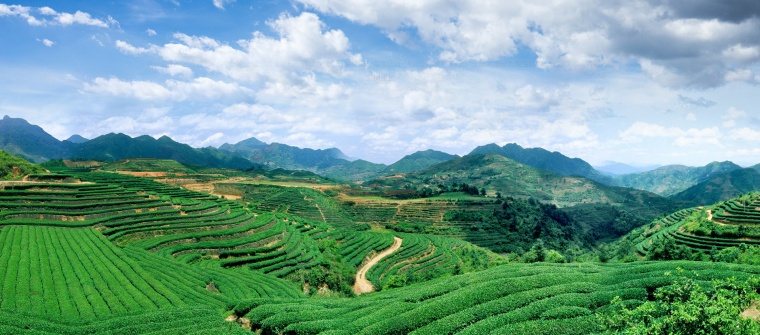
706 209 728 226
353 236 402 295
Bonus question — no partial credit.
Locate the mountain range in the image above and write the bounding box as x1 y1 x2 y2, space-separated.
4 115 760 206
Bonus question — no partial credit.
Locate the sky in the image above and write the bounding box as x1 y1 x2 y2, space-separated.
1 1 760 167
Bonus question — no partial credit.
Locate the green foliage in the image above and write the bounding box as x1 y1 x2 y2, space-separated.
0 150 46 180
601 270 760 335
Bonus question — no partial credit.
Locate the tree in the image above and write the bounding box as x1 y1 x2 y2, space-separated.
601 270 760 334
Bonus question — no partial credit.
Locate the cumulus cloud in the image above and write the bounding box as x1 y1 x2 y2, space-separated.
146 28 157 36
115 40 157 55
729 127 760 141
149 12 360 84
620 122 723 147
82 77 251 101
152 64 193 78
299 0 760 87
620 122 684 142
0 4 116 27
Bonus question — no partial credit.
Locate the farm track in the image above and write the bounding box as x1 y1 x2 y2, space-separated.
353 236 402 295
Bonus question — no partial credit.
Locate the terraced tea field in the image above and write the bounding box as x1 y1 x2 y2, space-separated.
626 192 760 259
235 261 760 335
0 170 503 333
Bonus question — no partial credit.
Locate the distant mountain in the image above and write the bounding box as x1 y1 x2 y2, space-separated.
595 162 660 175
670 168 760 207
320 159 387 182
247 142 349 170
218 137 268 155
0 150 47 180
614 161 742 196
72 133 254 170
0 116 256 170
220 139 458 181
384 149 458 174
470 143 611 183
64 134 89 143
0 115 71 163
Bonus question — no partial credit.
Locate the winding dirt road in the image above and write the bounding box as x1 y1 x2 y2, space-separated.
353 236 402 295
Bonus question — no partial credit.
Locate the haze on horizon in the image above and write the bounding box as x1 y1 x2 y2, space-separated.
1 1 760 167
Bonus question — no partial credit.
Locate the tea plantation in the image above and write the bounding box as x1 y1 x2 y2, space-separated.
2 168 760 333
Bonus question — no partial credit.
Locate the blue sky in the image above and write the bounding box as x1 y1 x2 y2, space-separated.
2 1 760 166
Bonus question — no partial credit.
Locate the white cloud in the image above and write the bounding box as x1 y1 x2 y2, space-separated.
724 106 747 119
152 64 193 78
674 127 721 147
82 77 251 101
212 0 235 10
123 12 358 85
38 38 54 47
299 0 760 87
0 4 115 27
200 132 225 146
115 40 157 55
620 122 684 142
146 28 157 36
729 128 760 141
83 77 171 101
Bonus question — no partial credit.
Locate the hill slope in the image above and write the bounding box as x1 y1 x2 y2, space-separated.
0 115 71 163
670 168 760 206
614 161 742 196
0 150 46 180
384 149 458 174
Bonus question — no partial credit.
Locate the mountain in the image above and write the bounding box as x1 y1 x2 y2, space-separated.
72 133 254 170
64 134 89 143
0 116 254 170
470 143 611 183
368 153 675 240
247 143 350 170
670 168 760 206
218 137 268 155
595 162 660 175
614 161 742 196
320 159 387 182
384 149 458 174
0 115 70 163
0 150 47 180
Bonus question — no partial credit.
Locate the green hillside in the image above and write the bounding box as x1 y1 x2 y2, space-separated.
670 168 760 206
384 149 459 174
0 115 70 163
0 150 46 180
470 143 611 183
614 161 742 196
